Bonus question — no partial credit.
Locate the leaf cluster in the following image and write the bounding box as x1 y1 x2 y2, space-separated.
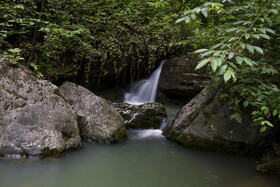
176 0 280 131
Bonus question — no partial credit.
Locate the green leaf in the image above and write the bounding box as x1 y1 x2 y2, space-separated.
224 69 231 82
261 106 267 112
236 56 243 65
201 9 208 17
265 18 272 26
262 107 269 116
216 65 227 76
210 43 223 50
258 28 266 34
229 68 236 80
201 50 215 57
14 4 24 9
246 45 254 54
228 52 234 59
211 58 218 72
260 126 267 132
243 58 254 66
265 121 274 127
8 48 21 53
227 0 235 4
215 57 222 66
191 14 196 19
230 113 241 123
273 109 277 116
184 16 190 23
270 9 278 14
175 17 186 23
265 28 276 35
226 28 238 32
260 34 270 40
243 101 249 108
254 46 263 54
194 49 208 53
253 34 260 39
195 59 210 70
240 43 246 49
253 117 264 122
245 34 250 39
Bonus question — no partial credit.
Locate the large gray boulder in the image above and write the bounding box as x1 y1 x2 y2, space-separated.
163 86 271 155
112 103 167 129
59 82 127 143
0 61 81 158
158 56 209 100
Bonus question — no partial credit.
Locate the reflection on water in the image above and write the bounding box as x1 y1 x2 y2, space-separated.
0 130 279 187
0 105 279 187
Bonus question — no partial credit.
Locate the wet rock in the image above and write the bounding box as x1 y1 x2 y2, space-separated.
0 61 81 158
163 86 271 155
158 56 209 101
112 102 167 129
59 82 127 143
257 159 280 180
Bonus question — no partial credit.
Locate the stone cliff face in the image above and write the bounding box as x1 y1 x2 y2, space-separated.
158 56 209 103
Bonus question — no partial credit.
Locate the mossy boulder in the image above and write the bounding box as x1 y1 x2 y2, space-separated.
59 82 127 143
163 86 271 156
0 60 81 158
112 102 167 129
257 159 280 180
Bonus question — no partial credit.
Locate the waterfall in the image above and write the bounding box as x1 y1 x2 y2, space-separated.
124 60 166 105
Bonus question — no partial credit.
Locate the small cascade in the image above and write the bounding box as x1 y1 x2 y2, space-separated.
159 118 167 130
124 60 166 105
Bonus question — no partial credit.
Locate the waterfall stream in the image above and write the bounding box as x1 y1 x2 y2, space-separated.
124 60 166 105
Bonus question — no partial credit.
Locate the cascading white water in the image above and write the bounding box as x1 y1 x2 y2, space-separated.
124 60 166 105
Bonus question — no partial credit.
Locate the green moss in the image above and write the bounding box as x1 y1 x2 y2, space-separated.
41 148 63 157
112 127 127 143
177 133 248 155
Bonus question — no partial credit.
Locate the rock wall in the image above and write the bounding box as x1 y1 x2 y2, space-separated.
158 56 209 103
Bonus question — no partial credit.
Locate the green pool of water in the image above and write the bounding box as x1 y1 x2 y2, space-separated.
0 105 279 187
0 129 279 187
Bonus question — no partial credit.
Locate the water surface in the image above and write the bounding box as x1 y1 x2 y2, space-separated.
1 105 279 187
0 129 279 187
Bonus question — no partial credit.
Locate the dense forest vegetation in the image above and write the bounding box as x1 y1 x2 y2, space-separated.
0 0 187 86
1 0 280 131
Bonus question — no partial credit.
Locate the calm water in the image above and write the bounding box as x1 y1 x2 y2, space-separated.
0 105 279 187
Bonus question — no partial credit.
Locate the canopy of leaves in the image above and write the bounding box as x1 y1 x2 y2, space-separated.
174 0 280 131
